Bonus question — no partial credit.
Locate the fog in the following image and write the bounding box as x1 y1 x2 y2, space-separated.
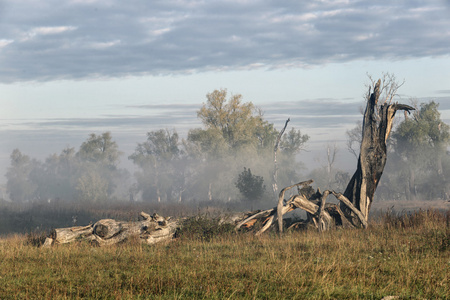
2 96 450 217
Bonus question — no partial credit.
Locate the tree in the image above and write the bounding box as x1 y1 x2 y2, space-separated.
340 78 413 226
30 147 79 202
280 127 310 157
76 132 124 202
5 133 126 204
6 149 38 202
346 121 362 158
235 168 266 208
77 132 121 168
393 101 450 199
196 89 275 153
129 129 181 202
186 89 309 203
76 170 109 203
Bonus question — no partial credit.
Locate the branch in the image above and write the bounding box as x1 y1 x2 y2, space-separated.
327 204 355 228
235 208 275 230
331 191 368 228
277 179 313 234
318 190 330 232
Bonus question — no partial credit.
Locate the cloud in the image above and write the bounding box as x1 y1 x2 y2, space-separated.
436 90 450 95
0 0 449 82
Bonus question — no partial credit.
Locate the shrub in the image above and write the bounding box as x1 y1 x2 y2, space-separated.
175 215 235 241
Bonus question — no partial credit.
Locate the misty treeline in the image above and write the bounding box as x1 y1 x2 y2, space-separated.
4 88 450 206
5 89 308 206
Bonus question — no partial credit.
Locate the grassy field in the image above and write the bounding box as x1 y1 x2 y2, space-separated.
0 210 449 299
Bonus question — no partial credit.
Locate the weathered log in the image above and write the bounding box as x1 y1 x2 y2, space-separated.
43 212 179 247
47 224 93 245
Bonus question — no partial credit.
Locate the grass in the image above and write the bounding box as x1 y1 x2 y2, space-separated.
0 210 449 299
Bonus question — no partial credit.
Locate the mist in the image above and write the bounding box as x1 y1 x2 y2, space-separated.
2 93 450 236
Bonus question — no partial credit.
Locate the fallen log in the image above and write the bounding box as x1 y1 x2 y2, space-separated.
43 212 179 247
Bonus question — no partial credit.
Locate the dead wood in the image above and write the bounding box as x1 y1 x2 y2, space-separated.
272 118 290 195
238 78 415 234
43 212 179 247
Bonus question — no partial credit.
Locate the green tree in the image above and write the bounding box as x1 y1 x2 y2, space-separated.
196 89 274 152
76 132 123 202
393 101 450 200
77 132 121 168
129 129 181 202
76 170 109 203
185 89 309 203
235 167 266 208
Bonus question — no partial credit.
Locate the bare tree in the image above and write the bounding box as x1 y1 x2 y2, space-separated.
346 121 362 158
326 143 338 187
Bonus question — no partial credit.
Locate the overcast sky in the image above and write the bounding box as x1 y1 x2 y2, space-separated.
1 0 450 182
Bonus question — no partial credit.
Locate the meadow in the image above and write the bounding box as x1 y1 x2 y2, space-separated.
0 209 449 299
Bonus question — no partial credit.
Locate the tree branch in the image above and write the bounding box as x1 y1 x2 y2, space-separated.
331 191 368 228
318 190 330 232
277 179 313 234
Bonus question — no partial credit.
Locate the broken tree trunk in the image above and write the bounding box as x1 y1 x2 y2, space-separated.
237 79 415 233
43 212 179 247
342 79 414 226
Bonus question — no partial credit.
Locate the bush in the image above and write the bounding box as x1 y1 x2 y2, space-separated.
175 215 235 241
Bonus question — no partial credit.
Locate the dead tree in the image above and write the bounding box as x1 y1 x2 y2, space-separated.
237 79 415 233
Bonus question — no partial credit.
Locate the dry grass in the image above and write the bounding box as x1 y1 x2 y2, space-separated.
0 209 449 299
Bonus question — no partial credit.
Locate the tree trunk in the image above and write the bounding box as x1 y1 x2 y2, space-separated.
208 182 212 201
341 80 414 226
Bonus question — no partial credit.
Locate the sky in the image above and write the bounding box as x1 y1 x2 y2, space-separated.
0 0 450 183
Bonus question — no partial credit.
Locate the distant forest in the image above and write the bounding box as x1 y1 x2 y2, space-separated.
4 88 450 207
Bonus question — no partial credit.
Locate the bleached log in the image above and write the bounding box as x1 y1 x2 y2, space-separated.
43 212 179 247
